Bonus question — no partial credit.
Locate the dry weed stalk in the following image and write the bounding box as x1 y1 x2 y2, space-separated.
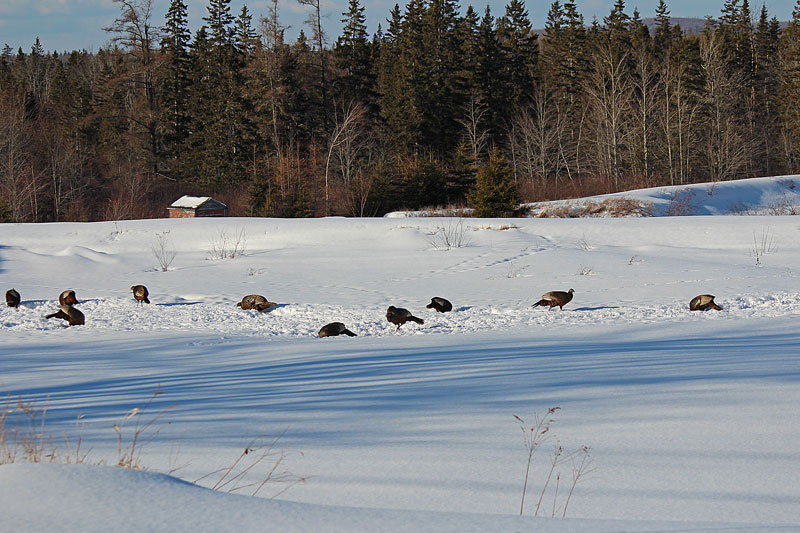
514 406 560 516
208 227 248 260
0 396 58 464
427 218 472 250
751 227 777 267
533 198 652 218
151 230 177 271
61 415 90 464
666 188 699 216
514 407 594 518
561 445 595 517
114 385 175 469
194 434 306 498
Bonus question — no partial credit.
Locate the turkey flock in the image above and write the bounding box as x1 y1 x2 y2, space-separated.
4 285 723 336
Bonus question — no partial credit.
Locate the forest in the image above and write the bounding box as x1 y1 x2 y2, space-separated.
1 0 800 221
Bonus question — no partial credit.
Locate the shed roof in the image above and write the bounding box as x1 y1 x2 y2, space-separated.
169 196 227 210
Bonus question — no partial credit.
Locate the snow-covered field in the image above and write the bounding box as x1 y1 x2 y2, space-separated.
2 176 800 531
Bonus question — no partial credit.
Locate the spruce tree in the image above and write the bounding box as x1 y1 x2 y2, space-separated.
779 1 800 170
160 0 192 178
234 6 258 56
474 7 508 145
420 0 464 154
336 0 374 107
653 0 676 55
603 0 631 59
498 0 538 108
468 147 520 217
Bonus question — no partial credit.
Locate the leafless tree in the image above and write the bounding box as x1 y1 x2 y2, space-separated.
104 0 161 172
325 102 367 213
297 0 328 128
40 123 87 221
0 93 41 222
699 30 750 181
630 45 660 185
457 94 490 160
584 43 633 190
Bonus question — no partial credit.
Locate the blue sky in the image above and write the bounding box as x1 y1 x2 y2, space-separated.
1 0 797 53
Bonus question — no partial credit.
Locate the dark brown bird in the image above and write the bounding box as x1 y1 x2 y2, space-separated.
386 306 424 330
689 294 722 311
237 294 277 312
59 290 79 306
533 289 575 310
46 304 85 326
318 322 357 337
426 297 453 313
131 285 150 305
6 288 20 308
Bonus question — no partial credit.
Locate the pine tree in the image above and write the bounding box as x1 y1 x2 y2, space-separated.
779 1 800 170
419 0 464 154
752 5 781 174
234 6 258 56
468 147 520 217
474 7 508 145
498 0 538 108
653 0 674 55
603 0 631 59
378 3 422 151
335 0 375 107
160 0 192 178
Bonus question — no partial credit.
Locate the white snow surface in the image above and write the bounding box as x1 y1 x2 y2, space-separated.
524 175 800 217
2 178 800 531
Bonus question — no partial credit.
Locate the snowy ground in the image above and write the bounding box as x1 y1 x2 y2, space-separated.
523 175 800 217
2 177 800 531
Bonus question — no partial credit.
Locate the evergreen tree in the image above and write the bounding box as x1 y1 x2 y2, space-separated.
378 3 422 151
335 0 375 107
653 0 674 55
474 7 508 145
603 0 631 59
160 0 192 178
752 5 781 174
234 6 258 56
498 0 538 108
779 1 800 170
419 0 464 154
468 147 520 217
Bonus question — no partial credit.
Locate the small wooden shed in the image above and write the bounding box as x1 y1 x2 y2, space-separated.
168 196 228 218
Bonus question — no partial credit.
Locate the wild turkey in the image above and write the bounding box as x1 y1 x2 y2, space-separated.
131 285 150 305
386 306 424 330
236 294 277 312
46 304 85 326
689 294 722 311
318 322 357 337
533 289 574 310
59 290 79 306
426 297 453 313
6 288 20 308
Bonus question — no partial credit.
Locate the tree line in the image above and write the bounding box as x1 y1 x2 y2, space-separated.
2 0 800 221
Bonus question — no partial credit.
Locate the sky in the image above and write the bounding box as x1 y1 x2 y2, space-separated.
0 0 797 54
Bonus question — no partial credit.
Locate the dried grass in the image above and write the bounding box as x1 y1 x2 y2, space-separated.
531 197 653 218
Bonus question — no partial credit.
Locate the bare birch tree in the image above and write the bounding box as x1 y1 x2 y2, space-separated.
584 43 633 190
458 94 490 160
630 45 660 185
699 30 750 181
325 102 367 213
0 94 40 222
